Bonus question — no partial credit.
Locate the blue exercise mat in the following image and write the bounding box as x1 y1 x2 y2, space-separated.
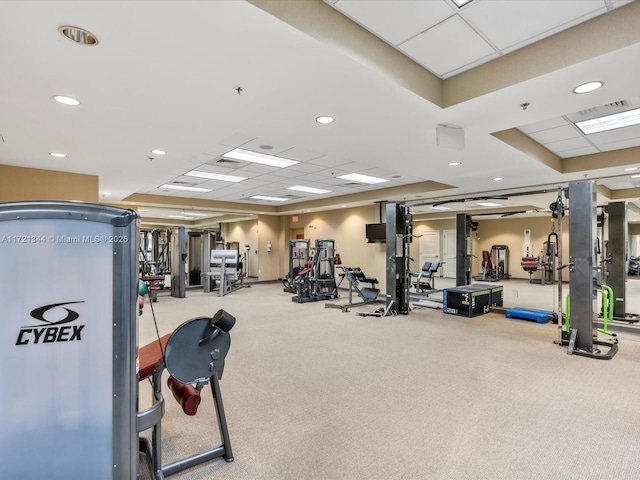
505 307 553 324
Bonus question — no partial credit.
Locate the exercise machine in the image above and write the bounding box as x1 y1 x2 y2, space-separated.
292 239 338 303
283 239 310 293
1 201 140 478
412 261 442 292
206 249 249 297
138 309 235 479
170 226 188 298
556 181 618 359
385 203 413 315
326 266 381 311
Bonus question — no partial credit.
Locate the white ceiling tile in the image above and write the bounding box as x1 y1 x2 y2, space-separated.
399 15 495 77
216 134 257 150
555 146 601 159
528 124 582 144
597 138 640 152
518 117 571 134
545 136 594 153
440 51 500 78
587 124 640 146
331 0 454 46
463 0 606 52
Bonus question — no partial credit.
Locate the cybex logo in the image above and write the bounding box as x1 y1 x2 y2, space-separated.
16 301 85 346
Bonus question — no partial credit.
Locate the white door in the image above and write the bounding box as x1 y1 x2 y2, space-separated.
418 231 440 272
443 229 457 278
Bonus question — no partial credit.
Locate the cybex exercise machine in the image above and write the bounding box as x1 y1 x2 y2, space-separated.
283 239 310 293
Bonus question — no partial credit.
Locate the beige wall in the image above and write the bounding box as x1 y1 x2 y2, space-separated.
224 220 259 277
0 165 98 203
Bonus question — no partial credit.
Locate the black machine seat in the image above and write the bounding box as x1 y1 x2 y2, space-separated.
348 267 378 285
413 261 440 291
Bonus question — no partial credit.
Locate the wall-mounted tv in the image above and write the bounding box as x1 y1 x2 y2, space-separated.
365 223 386 243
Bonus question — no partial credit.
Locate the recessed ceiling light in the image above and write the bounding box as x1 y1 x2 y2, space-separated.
168 215 195 220
624 167 638 171
287 185 332 194
337 173 389 184
452 0 474 7
160 184 211 193
430 205 452 211
53 95 80 106
316 116 335 124
572 81 604 94
102 192 112 196
250 195 288 202
58 26 99 46
631 174 640 178
493 177 503 181
49 152 67 158
151 149 166 155
477 202 502 207
184 170 246 182
222 148 298 168
575 107 640 134
448 162 462 166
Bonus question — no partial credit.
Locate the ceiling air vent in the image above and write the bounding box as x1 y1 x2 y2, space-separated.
568 99 633 122
172 181 195 186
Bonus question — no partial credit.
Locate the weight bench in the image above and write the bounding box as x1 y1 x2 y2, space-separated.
137 310 235 479
325 266 381 311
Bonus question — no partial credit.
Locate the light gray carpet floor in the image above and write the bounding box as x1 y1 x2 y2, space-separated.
138 280 640 480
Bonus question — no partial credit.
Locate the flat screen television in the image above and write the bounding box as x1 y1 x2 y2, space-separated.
365 223 386 243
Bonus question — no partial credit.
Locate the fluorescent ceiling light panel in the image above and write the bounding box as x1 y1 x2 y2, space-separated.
49 152 66 158
184 170 246 182
287 185 332 194
222 148 299 168
160 184 211 193
430 206 452 211
337 173 389 184
250 195 288 202
151 149 166 155
575 107 640 134
477 202 502 207
168 215 195 219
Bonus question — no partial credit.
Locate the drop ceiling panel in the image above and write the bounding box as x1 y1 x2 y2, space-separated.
555 145 600 158
545 136 594 153
463 0 607 52
527 124 582 144
399 15 496 77
518 117 572 134
331 0 454 46
587 124 640 146
597 138 640 152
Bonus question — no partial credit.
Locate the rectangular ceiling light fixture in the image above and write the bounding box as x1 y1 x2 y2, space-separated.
222 148 299 168
184 170 246 182
430 205 452 211
250 195 288 202
287 185 332 194
168 215 196 219
160 184 212 193
575 107 640 134
337 173 389 184
476 202 502 207
452 0 474 7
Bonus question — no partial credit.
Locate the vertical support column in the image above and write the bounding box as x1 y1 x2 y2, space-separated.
607 202 628 319
456 214 471 286
568 181 597 353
